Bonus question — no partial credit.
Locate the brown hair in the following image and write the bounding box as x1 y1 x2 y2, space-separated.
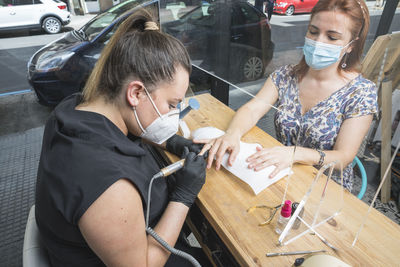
82 9 191 103
292 0 370 81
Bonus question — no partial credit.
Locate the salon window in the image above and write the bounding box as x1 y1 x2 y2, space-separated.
159 0 398 134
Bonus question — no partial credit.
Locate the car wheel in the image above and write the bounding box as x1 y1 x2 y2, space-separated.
285 5 295 16
42 17 62 34
240 55 264 82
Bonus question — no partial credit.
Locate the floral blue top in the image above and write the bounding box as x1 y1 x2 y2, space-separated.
270 65 378 191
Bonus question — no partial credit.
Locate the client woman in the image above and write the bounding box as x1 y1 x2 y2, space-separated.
35 10 207 267
200 0 378 192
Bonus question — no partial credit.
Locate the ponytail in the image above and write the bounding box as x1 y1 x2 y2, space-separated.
82 9 191 103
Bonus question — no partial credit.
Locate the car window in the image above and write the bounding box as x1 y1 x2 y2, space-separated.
237 2 260 23
33 0 42 3
81 0 149 41
186 6 207 21
182 4 218 27
83 13 119 41
231 5 244 26
13 0 33 5
95 19 123 45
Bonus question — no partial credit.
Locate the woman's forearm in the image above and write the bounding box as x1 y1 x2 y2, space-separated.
226 78 278 139
293 146 353 169
225 104 261 138
226 98 275 139
146 202 189 267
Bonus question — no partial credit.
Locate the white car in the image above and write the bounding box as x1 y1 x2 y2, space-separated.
0 0 70 34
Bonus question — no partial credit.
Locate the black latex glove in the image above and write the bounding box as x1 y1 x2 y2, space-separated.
166 134 204 158
169 147 207 207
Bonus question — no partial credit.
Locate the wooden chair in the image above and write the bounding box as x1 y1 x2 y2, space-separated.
361 31 400 202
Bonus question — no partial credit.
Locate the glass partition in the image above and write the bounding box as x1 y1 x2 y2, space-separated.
159 0 399 140
159 0 400 258
160 0 274 85
163 0 400 254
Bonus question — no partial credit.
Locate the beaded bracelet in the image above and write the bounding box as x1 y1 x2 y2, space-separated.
316 149 325 169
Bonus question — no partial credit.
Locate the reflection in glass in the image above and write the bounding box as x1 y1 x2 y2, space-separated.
160 0 274 84
352 141 400 247
81 0 152 41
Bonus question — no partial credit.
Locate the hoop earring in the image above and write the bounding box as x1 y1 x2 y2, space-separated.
341 53 348 69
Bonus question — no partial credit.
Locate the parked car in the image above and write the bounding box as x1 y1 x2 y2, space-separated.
162 0 274 82
27 0 158 106
0 0 70 34
274 0 318 16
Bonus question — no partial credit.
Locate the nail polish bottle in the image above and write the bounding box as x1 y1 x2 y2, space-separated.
275 200 292 234
291 202 304 230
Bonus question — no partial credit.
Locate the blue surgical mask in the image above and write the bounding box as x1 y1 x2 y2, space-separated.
303 37 352 70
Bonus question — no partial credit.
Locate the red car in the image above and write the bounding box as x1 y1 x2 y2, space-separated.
274 0 318 15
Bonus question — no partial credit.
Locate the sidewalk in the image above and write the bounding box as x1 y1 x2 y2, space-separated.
68 13 97 30
365 0 400 16
0 14 96 51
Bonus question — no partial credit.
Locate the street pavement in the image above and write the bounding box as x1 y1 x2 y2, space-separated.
1 3 399 95
0 14 96 96
0 14 96 50
0 14 96 135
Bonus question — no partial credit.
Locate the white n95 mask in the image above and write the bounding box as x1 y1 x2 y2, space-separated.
133 87 180 144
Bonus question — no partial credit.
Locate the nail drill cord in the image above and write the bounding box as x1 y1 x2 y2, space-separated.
145 170 201 267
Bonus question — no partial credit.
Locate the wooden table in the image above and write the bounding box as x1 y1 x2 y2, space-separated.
164 94 400 266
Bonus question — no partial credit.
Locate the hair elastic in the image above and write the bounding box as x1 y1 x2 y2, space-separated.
144 21 159 31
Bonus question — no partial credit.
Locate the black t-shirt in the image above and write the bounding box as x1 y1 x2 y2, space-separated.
35 94 169 266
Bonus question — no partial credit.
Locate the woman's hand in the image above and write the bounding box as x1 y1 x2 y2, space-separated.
170 147 206 207
246 146 294 178
195 131 241 170
166 134 203 157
